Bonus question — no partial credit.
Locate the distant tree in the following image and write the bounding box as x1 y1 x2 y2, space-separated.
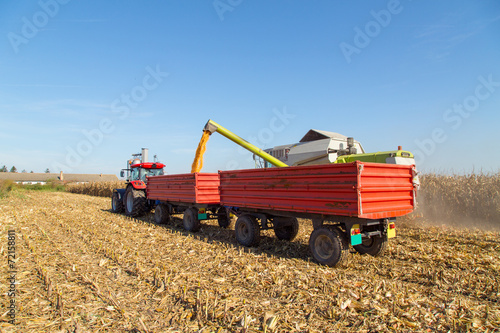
22 169 27 173
10 166 17 173
30 171 34 173
0 165 7 172
45 168 50 173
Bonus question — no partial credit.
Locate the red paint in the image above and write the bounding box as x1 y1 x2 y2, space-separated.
130 162 165 169
219 161 415 219
130 180 146 189
146 173 220 204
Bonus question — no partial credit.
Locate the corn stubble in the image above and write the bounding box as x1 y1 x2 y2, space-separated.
66 181 126 198
0 174 499 332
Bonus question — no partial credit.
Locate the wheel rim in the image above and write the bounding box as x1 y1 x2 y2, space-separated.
126 192 134 212
361 237 374 247
315 234 334 260
112 195 117 210
238 222 249 241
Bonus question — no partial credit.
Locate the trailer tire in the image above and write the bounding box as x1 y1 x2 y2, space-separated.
183 207 201 232
217 207 233 229
309 227 349 267
235 215 260 247
124 187 146 217
274 217 299 241
154 204 170 225
354 236 387 257
111 191 124 213
312 218 323 230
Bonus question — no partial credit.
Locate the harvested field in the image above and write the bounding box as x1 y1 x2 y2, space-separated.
1 191 499 332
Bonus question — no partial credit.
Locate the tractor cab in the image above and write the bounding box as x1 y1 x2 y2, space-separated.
119 149 165 189
125 162 165 182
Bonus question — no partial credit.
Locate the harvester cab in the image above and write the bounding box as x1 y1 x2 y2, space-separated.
256 129 417 168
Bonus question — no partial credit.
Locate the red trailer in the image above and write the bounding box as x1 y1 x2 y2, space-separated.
146 173 229 231
141 162 416 267
219 161 417 266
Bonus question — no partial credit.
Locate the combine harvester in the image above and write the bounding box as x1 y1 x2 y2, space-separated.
112 120 418 266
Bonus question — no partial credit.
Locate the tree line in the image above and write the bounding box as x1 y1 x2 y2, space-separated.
0 166 51 173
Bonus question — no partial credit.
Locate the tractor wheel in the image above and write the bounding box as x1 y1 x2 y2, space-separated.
273 217 299 241
154 204 170 225
183 207 201 232
124 186 146 217
111 191 124 213
353 235 388 257
309 227 349 267
217 207 233 229
235 215 260 247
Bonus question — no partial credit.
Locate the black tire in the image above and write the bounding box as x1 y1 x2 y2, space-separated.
273 217 299 241
353 236 388 257
154 204 170 225
312 218 323 230
235 215 260 247
183 207 201 232
124 186 146 217
217 207 233 228
111 191 124 213
309 227 349 267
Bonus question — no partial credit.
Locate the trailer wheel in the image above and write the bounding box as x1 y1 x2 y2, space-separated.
154 204 170 225
312 218 323 230
235 215 260 247
354 236 388 257
124 187 146 217
274 217 299 241
183 207 201 232
309 227 349 267
217 207 233 229
111 192 124 213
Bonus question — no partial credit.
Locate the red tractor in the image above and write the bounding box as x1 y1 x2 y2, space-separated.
111 148 165 217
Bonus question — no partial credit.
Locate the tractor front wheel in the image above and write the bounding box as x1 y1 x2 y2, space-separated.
111 191 124 213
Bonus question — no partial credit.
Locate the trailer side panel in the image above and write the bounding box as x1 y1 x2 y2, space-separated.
219 162 415 219
147 173 220 204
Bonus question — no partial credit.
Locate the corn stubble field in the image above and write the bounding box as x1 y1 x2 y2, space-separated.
1 174 499 332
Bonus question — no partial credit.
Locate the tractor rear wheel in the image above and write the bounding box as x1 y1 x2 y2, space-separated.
273 217 299 241
353 235 388 257
235 215 260 247
154 204 170 225
111 191 124 213
309 227 349 267
183 207 201 232
124 186 146 217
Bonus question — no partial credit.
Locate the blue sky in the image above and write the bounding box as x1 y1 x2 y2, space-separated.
1 0 499 175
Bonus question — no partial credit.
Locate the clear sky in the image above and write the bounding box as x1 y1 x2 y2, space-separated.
1 0 499 176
